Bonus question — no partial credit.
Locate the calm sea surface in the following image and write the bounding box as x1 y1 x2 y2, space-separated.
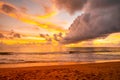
0 47 120 64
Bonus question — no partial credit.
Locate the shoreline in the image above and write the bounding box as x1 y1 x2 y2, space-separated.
0 60 120 68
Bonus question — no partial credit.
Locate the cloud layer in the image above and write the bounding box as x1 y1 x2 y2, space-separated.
52 0 87 14
57 0 120 43
0 1 65 33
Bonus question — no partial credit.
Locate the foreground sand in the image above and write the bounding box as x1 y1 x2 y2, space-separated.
0 62 120 80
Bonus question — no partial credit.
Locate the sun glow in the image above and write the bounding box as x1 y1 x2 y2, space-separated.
37 11 57 19
0 38 46 45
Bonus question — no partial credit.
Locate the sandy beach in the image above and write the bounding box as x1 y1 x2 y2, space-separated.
0 61 120 80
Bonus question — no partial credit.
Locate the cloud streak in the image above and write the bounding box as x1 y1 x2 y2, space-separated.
0 1 65 33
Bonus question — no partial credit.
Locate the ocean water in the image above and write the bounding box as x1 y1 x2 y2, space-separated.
0 47 120 64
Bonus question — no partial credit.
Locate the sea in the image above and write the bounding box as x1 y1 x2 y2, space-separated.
0 47 120 64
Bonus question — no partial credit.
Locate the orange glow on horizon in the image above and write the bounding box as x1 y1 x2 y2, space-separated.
64 33 120 47
0 38 47 45
93 33 120 45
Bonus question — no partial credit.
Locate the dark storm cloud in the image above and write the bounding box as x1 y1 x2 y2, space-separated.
89 0 120 9
59 0 120 44
52 0 87 14
13 33 21 38
53 34 59 41
0 33 5 38
9 30 21 38
40 33 63 42
53 0 120 13
40 34 52 42
1 4 16 13
53 33 63 41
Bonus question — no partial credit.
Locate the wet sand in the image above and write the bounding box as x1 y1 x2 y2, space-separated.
0 62 120 80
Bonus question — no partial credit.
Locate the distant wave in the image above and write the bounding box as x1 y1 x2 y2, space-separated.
67 47 120 53
0 52 13 55
0 60 70 64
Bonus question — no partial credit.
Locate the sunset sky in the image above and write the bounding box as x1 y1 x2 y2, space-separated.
0 0 120 47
